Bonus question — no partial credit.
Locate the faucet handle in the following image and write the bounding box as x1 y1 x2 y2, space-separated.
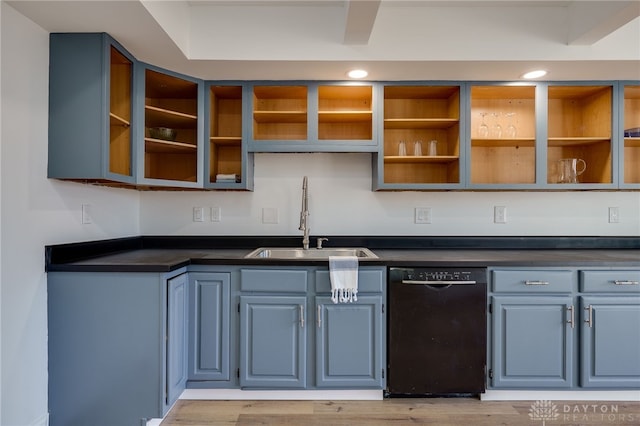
316 238 329 249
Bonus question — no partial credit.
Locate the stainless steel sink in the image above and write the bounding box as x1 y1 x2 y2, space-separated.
244 247 378 259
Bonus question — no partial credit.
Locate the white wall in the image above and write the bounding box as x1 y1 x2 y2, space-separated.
0 3 141 425
141 153 640 237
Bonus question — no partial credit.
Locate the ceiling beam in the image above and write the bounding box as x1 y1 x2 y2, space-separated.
567 0 640 45
343 0 381 45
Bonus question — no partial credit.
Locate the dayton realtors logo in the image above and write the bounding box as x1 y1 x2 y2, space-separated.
529 400 637 424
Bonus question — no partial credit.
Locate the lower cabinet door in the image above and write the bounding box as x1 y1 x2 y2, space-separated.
240 296 307 388
188 272 231 381
315 296 384 388
580 296 640 388
167 273 188 407
491 296 574 388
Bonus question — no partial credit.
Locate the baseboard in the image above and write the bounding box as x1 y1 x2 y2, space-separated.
180 389 384 400
482 390 640 401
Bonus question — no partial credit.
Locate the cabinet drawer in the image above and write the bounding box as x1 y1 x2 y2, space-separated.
315 269 384 293
240 269 308 292
580 270 640 293
492 270 575 293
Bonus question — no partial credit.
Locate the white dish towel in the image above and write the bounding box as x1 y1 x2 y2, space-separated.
329 255 358 304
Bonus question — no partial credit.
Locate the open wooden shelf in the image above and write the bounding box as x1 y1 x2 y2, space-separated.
384 118 459 129
548 137 611 146
318 111 372 122
109 112 130 127
253 111 307 123
145 105 197 128
384 155 459 164
472 138 536 147
210 136 242 145
145 138 197 153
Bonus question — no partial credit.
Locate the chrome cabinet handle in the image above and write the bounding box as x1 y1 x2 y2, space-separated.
524 280 549 286
299 305 305 328
584 305 593 328
317 305 322 328
613 280 640 285
567 305 575 329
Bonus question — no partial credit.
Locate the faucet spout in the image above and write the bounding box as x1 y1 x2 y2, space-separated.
299 176 310 249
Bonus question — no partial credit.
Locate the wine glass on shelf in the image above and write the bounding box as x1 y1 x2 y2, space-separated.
491 112 502 138
505 112 517 138
478 112 489 138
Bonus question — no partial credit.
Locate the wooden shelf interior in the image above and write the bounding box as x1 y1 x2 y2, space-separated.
109 46 132 176
547 140 611 184
210 85 242 181
144 69 198 182
548 85 612 138
383 86 461 184
471 145 536 184
253 85 307 140
624 85 640 184
470 85 535 140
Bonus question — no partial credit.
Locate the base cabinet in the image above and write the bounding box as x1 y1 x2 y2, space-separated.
47 270 187 426
239 267 386 390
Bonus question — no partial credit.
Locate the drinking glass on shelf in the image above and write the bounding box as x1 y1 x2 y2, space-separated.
505 112 517 138
427 140 438 156
491 112 502 138
478 112 489 138
398 140 407 156
413 140 422 156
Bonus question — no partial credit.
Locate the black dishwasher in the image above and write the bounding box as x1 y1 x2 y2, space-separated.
387 267 487 396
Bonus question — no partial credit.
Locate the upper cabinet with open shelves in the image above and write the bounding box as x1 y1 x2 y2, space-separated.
248 82 378 152
621 83 640 189
374 84 463 190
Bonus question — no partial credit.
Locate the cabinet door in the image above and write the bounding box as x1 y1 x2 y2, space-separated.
167 273 188 407
491 296 574 388
580 296 640 388
239 296 307 388
621 82 640 189
138 64 204 187
49 33 136 185
315 296 384 388
188 273 230 381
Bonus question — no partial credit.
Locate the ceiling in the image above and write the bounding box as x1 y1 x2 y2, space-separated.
8 0 640 81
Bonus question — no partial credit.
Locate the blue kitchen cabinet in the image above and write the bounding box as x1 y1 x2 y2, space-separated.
238 266 386 390
240 295 308 388
247 82 379 152
315 296 384 388
373 83 465 190
136 63 205 188
47 270 187 426
167 273 189 405
205 83 254 190
620 82 640 189
579 269 640 388
48 32 136 185
491 295 575 388
188 272 232 383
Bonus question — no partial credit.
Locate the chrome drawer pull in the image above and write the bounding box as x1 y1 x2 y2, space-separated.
524 280 549 286
299 305 305 328
584 305 593 328
613 280 640 286
567 305 575 329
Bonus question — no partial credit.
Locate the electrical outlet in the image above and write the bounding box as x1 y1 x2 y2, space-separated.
414 207 432 224
608 206 620 223
211 207 222 222
193 206 204 222
494 206 507 224
81 204 92 224
262 207 279 224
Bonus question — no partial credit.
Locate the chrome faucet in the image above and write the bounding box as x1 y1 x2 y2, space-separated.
299 176 310 249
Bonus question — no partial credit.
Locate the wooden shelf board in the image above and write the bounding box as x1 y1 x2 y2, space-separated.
318 111 372 122
253 111 307 123
145 105 197 121
471 138 536 147
210 137 242 145
145 138 197 153
385 118 458 129
548 137 610 146
625 137 640 148
109 112 130 127
384 155 459 164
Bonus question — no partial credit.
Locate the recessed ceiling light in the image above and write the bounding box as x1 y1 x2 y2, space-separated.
522 70 547 79
347 69 368 79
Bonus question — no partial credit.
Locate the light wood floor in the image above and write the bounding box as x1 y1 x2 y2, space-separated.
161 398 640 425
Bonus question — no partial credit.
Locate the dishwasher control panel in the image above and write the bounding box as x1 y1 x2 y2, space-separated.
391 267 487 284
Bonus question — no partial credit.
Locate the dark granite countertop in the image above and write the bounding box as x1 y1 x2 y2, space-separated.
45 236 640 273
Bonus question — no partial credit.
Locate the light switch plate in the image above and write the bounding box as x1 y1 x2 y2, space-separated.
193 206 204 222
81 204 92 224
494 206 507 223
262 207 279 224
414 207 432 224
211 207 222 222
